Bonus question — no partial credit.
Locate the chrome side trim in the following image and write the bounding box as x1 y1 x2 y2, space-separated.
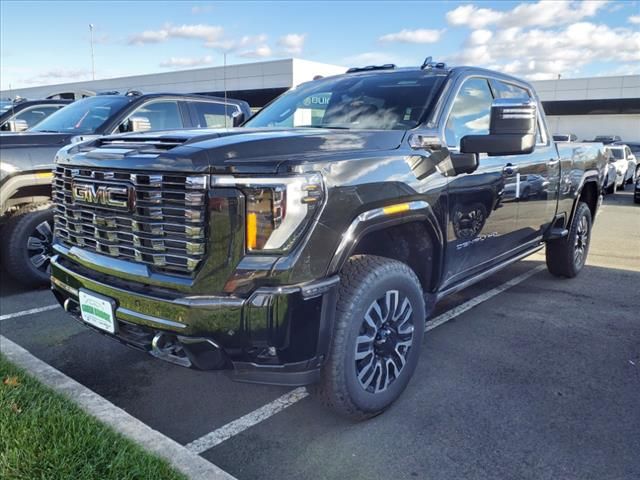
118 307 187 330
436 244 543 301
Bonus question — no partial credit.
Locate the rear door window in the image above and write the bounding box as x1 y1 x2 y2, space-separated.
122 100 184 131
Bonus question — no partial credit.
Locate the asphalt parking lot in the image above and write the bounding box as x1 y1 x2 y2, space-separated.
1 191 639 480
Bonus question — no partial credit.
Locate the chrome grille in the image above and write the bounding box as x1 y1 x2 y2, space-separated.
53 166 208 275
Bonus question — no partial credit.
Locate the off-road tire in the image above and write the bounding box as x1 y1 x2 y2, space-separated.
314 255 425 420
545 202 592 278
1 208 54 288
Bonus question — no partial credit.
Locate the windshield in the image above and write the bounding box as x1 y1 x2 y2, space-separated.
245 71 443 130
607 148 624 159
30 96 130 134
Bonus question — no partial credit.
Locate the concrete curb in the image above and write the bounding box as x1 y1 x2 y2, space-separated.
0 335 237 480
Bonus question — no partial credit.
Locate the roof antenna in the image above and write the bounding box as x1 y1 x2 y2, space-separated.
223 53 228 129
420 56 433 70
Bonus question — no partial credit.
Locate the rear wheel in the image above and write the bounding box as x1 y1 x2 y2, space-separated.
545 202 591 278
0 208 54 288
315 255 425 420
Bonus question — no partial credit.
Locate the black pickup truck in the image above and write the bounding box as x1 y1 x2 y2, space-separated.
50 62 605 419
0 98 71 132
0 92 251 287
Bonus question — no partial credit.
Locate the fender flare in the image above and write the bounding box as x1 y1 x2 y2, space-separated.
568 169 600 225
326 200 445 280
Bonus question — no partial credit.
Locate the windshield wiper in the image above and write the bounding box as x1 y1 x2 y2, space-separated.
33 130 63 133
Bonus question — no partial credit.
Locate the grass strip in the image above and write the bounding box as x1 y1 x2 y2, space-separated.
0 354 186 480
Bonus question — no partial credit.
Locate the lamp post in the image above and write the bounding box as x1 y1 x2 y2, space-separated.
89 24 95 80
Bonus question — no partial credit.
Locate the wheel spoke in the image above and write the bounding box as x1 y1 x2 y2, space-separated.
30 253 48 269
384 290 399 323
358 356 377 390
36 221 53 241
27 236 45 251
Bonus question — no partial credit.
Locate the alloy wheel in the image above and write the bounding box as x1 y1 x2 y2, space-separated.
355 290 415 393
574 215 589 268
26 220 53 274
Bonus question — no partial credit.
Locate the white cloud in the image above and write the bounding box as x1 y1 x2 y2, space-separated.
450 20 640 80
128 23 224 45
379 28 444 44
159 55 214 68
278 33 306 55
446 1 610 29
629 15 640 24
238 45 273 58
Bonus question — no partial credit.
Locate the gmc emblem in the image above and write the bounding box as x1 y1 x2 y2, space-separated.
71 182 133 210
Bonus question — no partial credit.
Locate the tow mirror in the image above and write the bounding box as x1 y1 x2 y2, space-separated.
460 98 537 156
231 111 245 127
6 119 29 132
129 116 152 132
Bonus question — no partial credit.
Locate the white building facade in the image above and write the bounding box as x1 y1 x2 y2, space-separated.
2 60 638 141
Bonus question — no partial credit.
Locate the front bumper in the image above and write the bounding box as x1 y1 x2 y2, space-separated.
50 252 339 386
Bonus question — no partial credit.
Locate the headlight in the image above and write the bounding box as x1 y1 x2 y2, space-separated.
211 173 324 252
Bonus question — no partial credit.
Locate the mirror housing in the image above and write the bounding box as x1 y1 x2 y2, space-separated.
129 116 152 132
6 119 29 132
460 98 537 156
231 110 245 127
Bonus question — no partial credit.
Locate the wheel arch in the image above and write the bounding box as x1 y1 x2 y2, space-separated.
327 201 445 293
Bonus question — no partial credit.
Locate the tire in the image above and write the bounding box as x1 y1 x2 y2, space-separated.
315 255 425 420
545 202 592 278
605 181 615 195
0 208 54 288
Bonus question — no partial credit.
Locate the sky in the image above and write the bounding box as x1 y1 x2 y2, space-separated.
1 0 639 90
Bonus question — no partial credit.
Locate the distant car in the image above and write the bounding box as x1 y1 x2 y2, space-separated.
553 133 577 142
602 159 618 195
604 145 637 190
0 99 71 132
614 141 640 158
593 135 622 145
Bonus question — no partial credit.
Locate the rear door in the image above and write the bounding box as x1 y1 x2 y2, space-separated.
490 79 558 244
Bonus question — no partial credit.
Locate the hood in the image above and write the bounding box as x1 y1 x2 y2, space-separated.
0 132 75 148
58 128 406 174
190 128 406 173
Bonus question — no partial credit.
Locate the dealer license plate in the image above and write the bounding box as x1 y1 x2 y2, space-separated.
78 290 117 334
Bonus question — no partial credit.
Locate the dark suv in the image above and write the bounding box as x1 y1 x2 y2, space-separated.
0 92 251 287
51 63 604 419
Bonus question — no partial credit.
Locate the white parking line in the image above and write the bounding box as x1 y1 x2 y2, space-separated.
425 264 546 332
0 304 59 321
186 263 547 454
0 335 237 480
186 387 309 454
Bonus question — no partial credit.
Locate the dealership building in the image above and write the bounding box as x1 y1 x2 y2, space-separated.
2 58 639 141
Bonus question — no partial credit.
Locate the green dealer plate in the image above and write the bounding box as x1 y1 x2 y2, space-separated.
78 289 117 334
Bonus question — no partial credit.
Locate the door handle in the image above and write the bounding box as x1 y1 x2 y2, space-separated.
503 163 518 175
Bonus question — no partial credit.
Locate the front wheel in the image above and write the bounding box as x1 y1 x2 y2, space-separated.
315 255 425 420
545 202 592 278
0 208 54 288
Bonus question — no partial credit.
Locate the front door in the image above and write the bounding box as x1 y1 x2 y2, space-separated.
442 77 520 285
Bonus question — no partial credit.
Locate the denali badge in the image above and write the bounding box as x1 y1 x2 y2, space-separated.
71 182 133 210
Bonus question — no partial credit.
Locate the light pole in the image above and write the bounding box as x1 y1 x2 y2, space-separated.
89 24 95 80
